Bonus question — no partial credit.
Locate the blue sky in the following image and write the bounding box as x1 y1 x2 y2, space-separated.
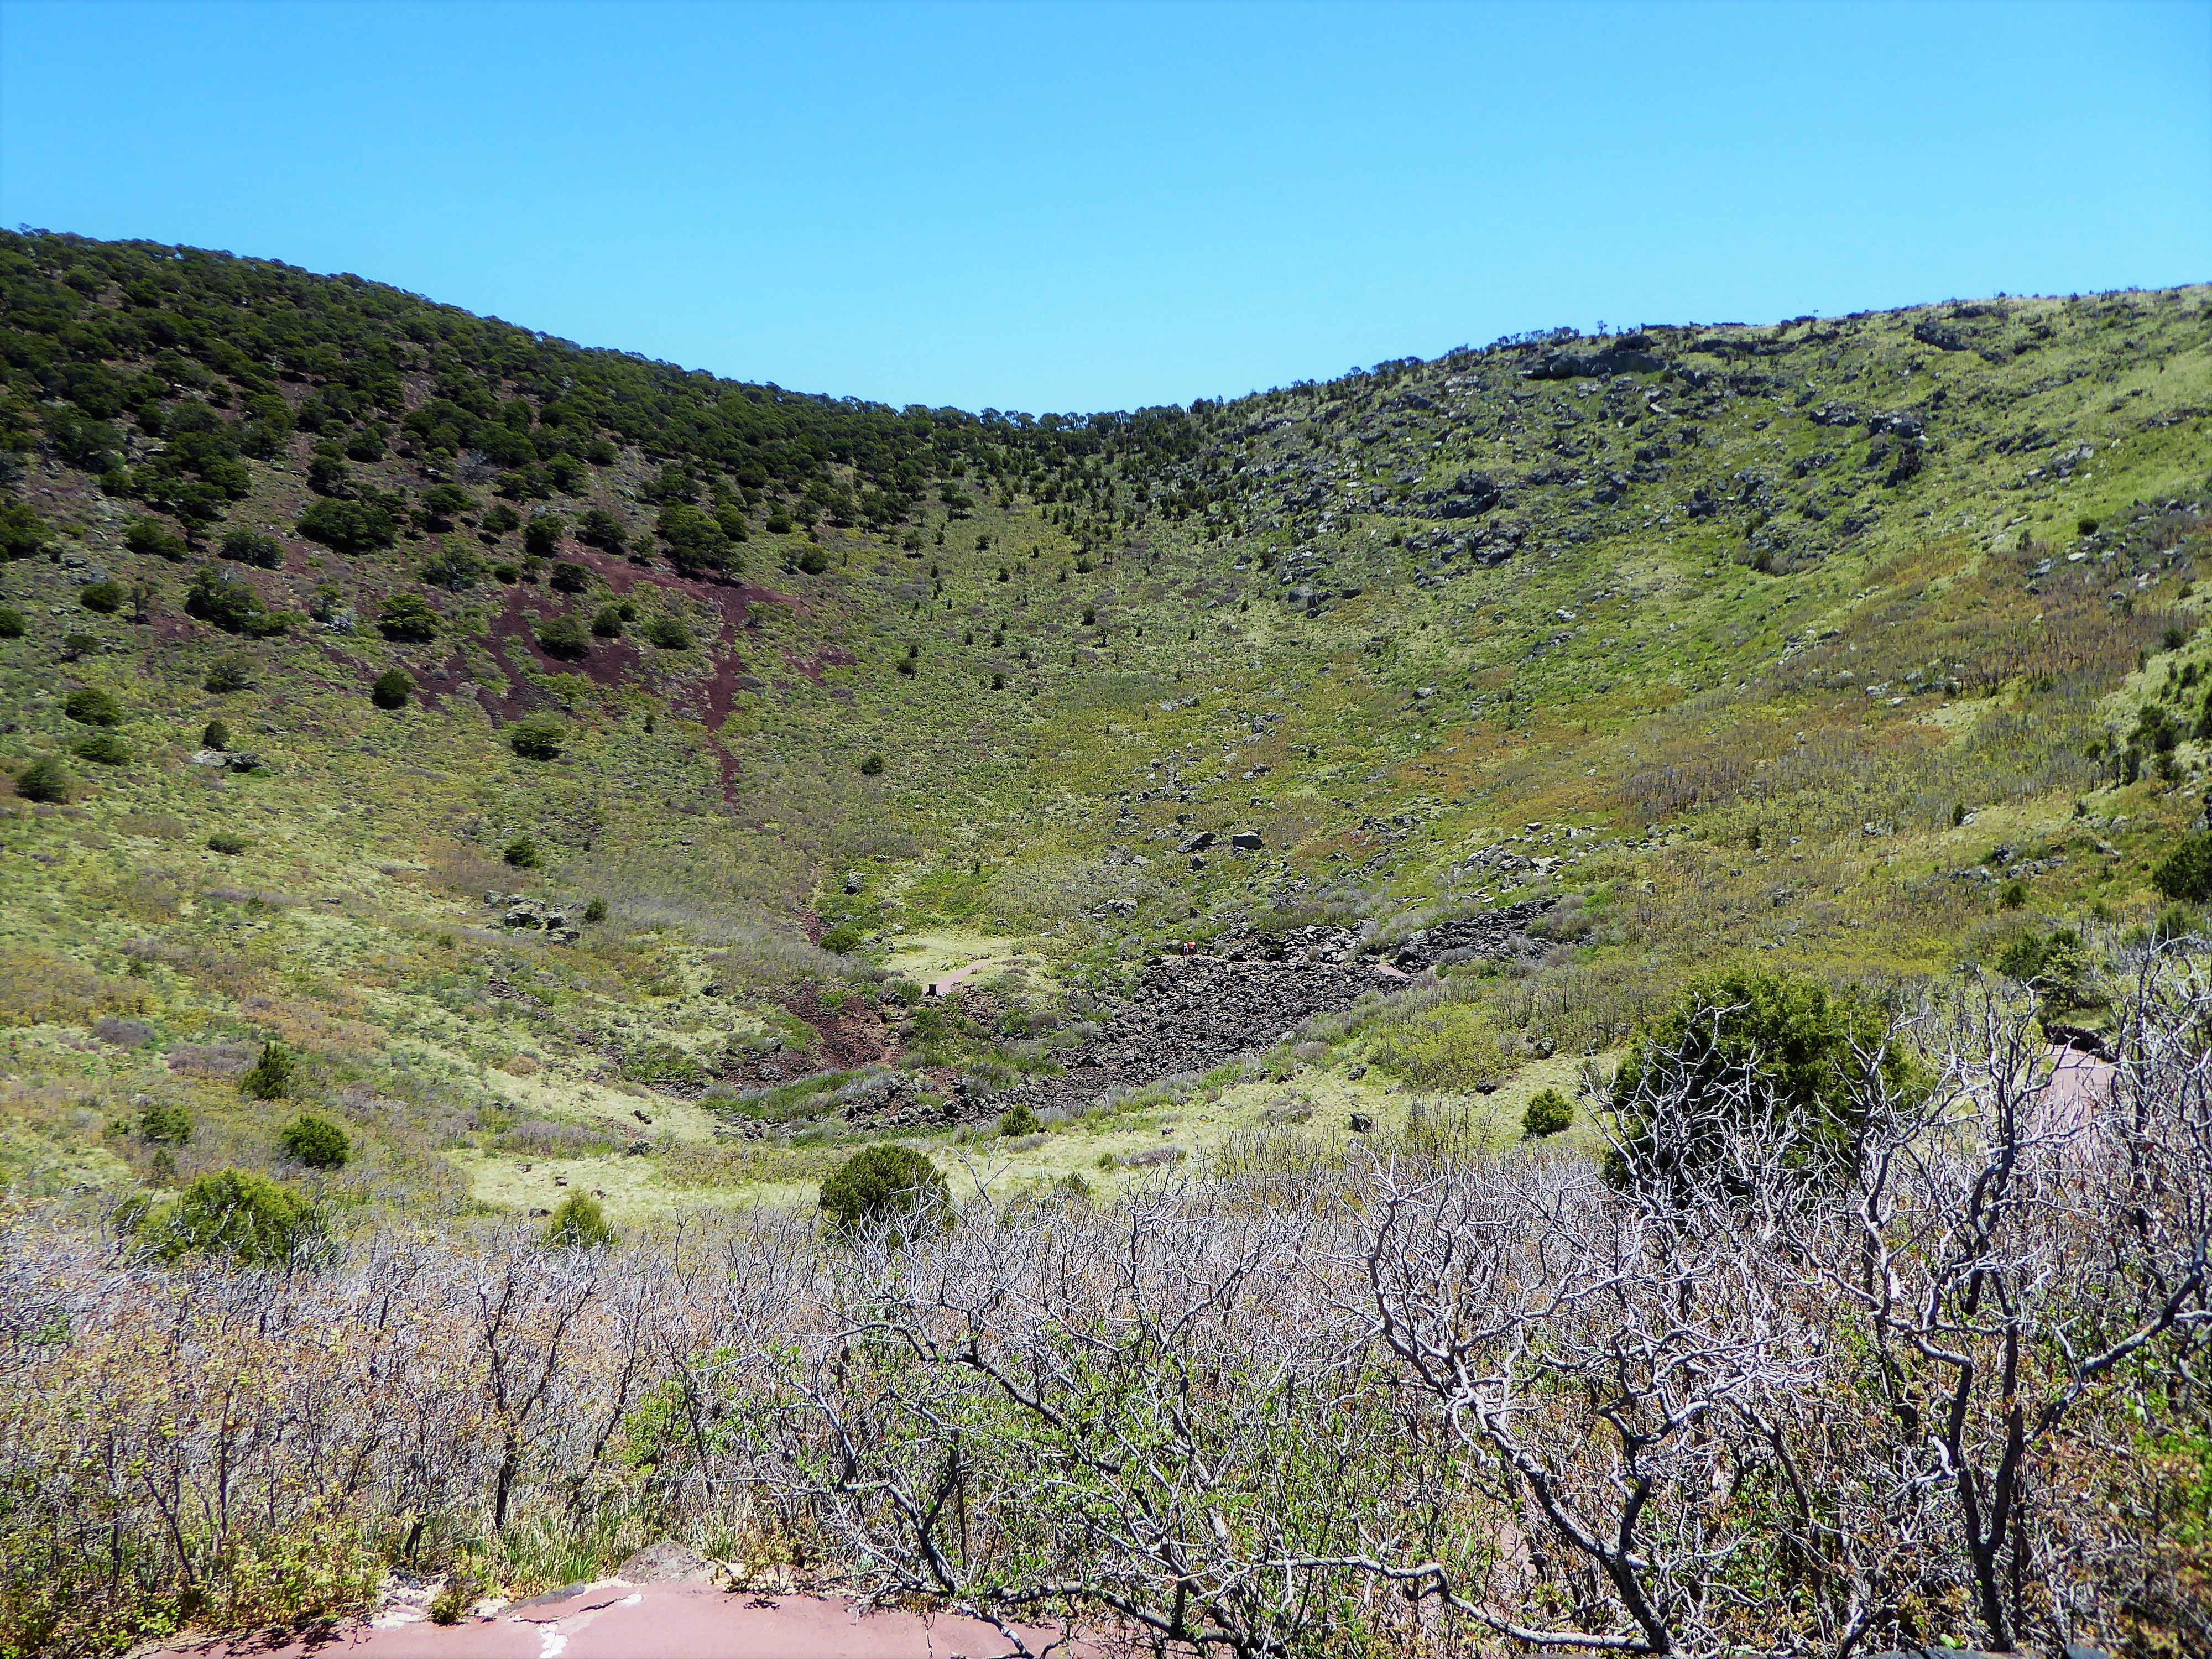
2 1 2206 413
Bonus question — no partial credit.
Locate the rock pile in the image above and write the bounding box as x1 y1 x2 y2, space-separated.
989 899 1552 1119
484 890 580 942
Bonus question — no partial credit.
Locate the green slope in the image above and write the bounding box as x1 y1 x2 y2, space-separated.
2 229 2207 1217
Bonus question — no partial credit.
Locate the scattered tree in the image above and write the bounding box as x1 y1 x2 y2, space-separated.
279 1114 351 1170
220 528 285 568
63 688 121 726
238 1041 297 1102
141 1168 319 1264
536 613 591 660
13 755 70 802
818 1144 951 1239
375 592 441 642
139 1101 192 1146
509 722 563 761
544 1191 617 1249
1521 1088 1573 1138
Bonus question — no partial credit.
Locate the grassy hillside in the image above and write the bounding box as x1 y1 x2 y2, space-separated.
2 228 2208 1223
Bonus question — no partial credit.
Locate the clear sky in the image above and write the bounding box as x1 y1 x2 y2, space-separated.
2 1 2206 413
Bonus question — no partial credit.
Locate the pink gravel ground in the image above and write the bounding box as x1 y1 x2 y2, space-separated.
152 1582 1072 1659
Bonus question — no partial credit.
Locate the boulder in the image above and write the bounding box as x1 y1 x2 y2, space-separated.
843 869 864 894
617 1541 713 1585
1524 346 1665 381
1349 1113 1375 1135
1230 831 1264 851
1911 320 1972 352
1413 471 1504 519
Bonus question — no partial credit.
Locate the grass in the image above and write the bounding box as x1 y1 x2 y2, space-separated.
1 267 2209 1220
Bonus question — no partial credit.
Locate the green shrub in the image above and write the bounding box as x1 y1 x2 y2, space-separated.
819 1144 952 1239
999 1103 1042 1137
641 615 692 650
419 544 482 591
207 832 247 855
1 498 51 559
77 580 123 614
1608 968 1921 1193
859 753 885 775
14 756 72 802
238 1040 296 1102
545 1191 617 1249
1995 927 2098 1009
2154 833 2212 903
1999 880 2028 910
184 567 288 636
2153 905 2199 944
295 497 396 554
536 613 591 660
61 631 100 660
144 1168 318 1264
575 507 625 552
549 560 591 593
64 687 121 726
420 483 475 526
139 1101 192 1146
201 718 231 749
428 1578 478 1626
123 515 189 561
582 897 608 923
279 1114 350 1170
370 668 412 709
1370 1002 1507 1093
523 515 564 559
0 606 24 639
375 592 441 642
502 836 540 869
818 922 864 953
221 529 285 568
204 653 254 692
796 546 830 575
72 731 129 766
509 722 562 760
590 605 624 639
1521 1088 1573 1139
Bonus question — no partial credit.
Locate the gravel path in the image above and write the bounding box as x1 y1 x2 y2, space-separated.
154 1580 1066 1659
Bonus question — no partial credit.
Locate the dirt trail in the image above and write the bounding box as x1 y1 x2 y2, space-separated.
154 1580 1064 1659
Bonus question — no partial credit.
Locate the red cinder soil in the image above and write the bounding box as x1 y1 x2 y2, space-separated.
779 982 901 1071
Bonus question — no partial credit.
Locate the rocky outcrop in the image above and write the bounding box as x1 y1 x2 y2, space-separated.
983 899 1553 1119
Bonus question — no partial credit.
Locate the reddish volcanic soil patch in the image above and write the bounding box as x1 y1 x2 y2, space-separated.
780 983 900 1071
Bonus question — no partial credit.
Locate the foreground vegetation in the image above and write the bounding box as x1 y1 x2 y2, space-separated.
6 969 2209 1657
